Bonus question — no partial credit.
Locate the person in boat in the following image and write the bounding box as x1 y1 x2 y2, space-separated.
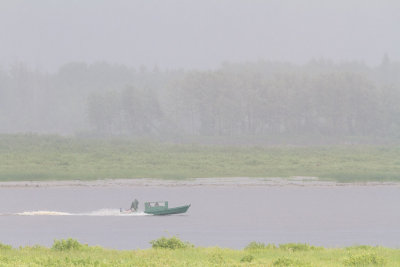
130 199 139 211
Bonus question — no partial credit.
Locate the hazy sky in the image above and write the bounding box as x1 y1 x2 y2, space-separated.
1 0 399 71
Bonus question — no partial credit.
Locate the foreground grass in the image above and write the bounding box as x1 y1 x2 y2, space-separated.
1 238 400 267
0 134 400 182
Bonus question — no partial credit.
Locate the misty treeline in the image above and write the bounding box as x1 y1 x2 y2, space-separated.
0 58 400 141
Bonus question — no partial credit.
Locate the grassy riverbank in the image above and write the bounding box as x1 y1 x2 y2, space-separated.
1 134 400 182
1 238 400 266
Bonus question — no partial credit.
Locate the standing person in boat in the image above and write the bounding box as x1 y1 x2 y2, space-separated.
130 199 139 211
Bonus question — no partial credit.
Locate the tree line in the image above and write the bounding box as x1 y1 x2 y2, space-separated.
0 58 400 142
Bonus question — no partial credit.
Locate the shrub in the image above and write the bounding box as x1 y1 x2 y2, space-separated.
245 241 266 250
273 256 311 267
346 245 374 250
208 252 225 265
245 241 276 250
51 238 85 251
240 254 254 263
150 236 193 249
0 243 12 250
279 243 322 252
30 245 46 250
344 253 387 266
273 257 295 266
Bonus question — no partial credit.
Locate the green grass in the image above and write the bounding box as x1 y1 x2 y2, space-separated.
1 238 400 266
0 134 400 182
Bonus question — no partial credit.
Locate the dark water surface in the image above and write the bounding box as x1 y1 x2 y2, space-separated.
0 185 399 249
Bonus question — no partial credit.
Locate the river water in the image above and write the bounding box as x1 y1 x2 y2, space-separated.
0 184 399 249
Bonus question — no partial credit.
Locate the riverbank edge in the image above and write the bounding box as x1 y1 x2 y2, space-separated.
0 237 399 267
0 177 399 188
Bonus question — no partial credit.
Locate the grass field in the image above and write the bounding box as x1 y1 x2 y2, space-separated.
1 237 400 266
1 134 400 182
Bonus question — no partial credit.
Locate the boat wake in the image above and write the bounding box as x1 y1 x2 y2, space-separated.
81 209 149 216
16 211 72 216
6 209 149 217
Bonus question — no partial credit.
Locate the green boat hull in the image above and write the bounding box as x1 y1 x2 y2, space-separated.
144 204 190 215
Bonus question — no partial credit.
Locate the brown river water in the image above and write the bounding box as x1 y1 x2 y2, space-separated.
0 183 399 249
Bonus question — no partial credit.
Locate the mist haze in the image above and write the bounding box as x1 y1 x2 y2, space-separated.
1 0 399 69
3 1 400 258
0 0 399 143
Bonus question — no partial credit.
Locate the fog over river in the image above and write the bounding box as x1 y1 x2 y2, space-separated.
0 183 399 249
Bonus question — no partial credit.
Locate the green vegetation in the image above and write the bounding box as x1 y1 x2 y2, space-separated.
343 252 387 266
1 237 400 266
150 236 194 249
1 134 400 182
52 238 86 251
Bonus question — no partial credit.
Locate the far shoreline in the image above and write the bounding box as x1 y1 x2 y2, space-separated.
0 177 399 188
